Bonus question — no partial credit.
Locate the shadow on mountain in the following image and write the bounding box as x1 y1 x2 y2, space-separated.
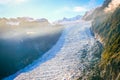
0 30 62 79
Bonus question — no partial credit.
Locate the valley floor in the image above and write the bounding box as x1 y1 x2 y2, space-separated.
5 20 101 80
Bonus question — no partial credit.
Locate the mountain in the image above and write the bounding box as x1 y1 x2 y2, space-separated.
0 17 49 26
102 0 112 8
54 15 82 24
82 6 104 21
0 17 56 39
0 17 63 79
83 0 120 21
82 0 120 80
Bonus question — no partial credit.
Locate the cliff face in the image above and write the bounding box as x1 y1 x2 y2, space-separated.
86 0 120 80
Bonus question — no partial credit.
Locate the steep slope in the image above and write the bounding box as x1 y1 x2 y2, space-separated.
92 6 120 80
83 0 120 79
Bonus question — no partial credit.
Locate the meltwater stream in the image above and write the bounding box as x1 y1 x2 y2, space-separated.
5 20 102 80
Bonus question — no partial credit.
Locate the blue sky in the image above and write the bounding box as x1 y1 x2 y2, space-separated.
0 0 104 21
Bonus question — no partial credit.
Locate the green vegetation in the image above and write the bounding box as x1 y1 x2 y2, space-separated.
91 6 120 80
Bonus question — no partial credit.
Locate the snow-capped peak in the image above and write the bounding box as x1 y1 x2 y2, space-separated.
54 15 82 24
6 21 20 26
62 15 82 21
36 18 48 22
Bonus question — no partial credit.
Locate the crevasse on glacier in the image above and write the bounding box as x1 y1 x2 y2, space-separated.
5 20 102 80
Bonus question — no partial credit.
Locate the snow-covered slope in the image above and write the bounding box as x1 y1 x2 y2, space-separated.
5 20 102 80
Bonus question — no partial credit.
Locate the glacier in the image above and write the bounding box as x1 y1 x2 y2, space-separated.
5 20 102 80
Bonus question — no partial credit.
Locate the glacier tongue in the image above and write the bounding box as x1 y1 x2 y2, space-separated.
5 20 101 80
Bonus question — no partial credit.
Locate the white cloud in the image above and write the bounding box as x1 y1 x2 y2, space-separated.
72 0 97 13
0 0 28 5
16 0 27 3
73 6 87 12
55 6 87 14
104 0 120 12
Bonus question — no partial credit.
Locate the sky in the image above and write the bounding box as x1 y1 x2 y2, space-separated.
0 0 104 21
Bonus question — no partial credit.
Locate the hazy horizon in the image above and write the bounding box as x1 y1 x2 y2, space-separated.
0 0 104 21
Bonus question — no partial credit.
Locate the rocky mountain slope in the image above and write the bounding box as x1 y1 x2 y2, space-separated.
82 0 120 80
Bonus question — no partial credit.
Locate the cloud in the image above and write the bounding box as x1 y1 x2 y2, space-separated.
73 6 87 12
55 6 88 14
71 0 97 13
0 0 28 5
104 0 120 12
